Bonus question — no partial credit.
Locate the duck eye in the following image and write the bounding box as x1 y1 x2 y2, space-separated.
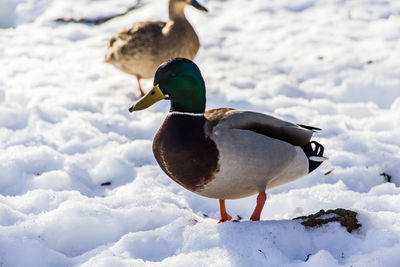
150 90 155 95
170 72 178 78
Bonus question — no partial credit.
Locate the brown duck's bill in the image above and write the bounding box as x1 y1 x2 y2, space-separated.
129 84 167 112
190 0 208 12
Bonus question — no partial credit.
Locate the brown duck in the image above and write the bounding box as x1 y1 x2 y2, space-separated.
105 0 208 96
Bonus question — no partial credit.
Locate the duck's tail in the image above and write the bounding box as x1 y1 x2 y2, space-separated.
301 141 327 173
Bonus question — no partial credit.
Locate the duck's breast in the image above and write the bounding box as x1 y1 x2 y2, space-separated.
152 114 219 192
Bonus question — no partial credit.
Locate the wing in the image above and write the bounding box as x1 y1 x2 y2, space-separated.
109 21 165 45
106 21 166 60
206 109 317 146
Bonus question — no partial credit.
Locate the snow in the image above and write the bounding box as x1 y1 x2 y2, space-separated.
0 0 400 266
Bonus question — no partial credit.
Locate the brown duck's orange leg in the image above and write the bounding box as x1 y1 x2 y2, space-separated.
135 75 145 97
250 192 267 221
218 199 232 223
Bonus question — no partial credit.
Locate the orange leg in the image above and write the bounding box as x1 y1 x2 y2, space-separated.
135 75 145 97
218 199 232 223
250 192 267 221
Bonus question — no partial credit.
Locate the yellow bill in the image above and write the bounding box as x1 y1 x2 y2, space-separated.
129 84 167 112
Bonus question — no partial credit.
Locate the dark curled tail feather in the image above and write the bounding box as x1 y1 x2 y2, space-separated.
301 141 324 173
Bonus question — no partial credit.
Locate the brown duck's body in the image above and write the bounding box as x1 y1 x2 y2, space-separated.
105 1 202 80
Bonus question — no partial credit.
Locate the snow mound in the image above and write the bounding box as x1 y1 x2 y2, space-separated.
1 0 400 266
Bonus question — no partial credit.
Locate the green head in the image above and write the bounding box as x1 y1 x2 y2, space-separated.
129 58 206 114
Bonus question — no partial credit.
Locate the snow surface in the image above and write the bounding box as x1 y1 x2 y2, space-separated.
1 0 400 266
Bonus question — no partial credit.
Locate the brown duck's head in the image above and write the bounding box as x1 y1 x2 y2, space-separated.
170 0 208 13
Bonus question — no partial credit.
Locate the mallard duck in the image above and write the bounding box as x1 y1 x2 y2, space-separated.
129 58 326 222
105 0 208 96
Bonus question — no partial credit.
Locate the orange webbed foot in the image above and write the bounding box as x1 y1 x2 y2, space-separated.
218 214 232 223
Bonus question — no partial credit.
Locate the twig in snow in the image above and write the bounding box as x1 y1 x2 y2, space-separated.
55 0 142 25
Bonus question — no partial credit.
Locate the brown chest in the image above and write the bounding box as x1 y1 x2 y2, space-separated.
152 114 219 191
